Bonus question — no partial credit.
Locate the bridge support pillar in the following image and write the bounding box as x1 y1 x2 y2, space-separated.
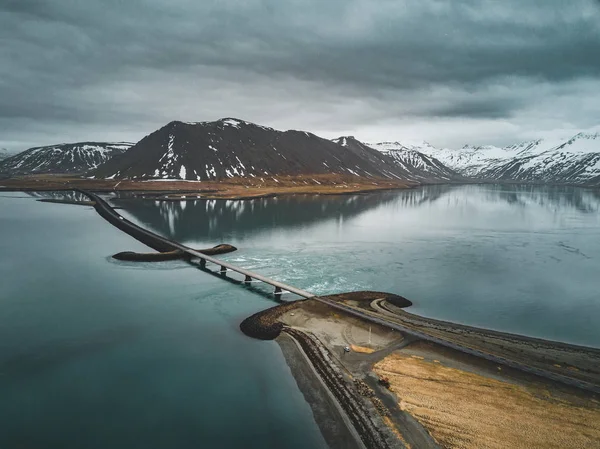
200 258 206 269
274 286 282 295
220 265 227 274
244 275 252 283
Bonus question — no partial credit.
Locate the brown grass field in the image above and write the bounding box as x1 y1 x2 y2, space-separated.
0 173 413 199
374 353 600 449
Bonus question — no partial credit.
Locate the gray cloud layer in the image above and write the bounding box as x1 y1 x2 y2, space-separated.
1 0 599 150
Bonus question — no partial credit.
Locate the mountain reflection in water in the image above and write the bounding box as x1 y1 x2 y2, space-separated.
95 185 600 243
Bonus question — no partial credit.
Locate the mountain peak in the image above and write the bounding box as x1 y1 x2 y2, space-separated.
332 136 359 147
369 140 436 153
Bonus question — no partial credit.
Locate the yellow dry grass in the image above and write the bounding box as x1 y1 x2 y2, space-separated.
0 174 412 199
374 353 600 449
351 344 375 354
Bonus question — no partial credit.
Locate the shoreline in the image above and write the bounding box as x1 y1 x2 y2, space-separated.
0 174 417 200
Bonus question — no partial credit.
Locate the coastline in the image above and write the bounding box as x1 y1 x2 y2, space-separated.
0 174 416 200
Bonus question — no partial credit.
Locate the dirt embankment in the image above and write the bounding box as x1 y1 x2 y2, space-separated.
112 244 237 261
239 301 302 340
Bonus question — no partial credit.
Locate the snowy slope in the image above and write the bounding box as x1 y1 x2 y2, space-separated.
402 131 600 186
364 140 463 182
481 132 600 185
0 142 132 175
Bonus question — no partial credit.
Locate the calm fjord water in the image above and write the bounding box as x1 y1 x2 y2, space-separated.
1 184 600 447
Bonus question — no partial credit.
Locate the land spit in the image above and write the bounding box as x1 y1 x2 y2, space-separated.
112 244 237 262
241 292 600 449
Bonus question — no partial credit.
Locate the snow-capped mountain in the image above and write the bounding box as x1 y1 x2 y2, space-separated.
0 142 132 175
330 136 430 181
0 148 9 161
363 140 464 182
480 132 600 185
90 118 412 181
423 144 521 177
409 131 600 186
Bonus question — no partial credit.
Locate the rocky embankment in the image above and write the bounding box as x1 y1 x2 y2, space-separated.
239 301 301 340
285 328 399 449
113 244 237 261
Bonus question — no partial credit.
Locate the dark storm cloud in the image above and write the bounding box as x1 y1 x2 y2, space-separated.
429 97 526 120
1 0 599 149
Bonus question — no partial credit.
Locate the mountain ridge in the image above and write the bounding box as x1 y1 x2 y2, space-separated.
334 137 464 183
366 131 600 186
3 119 600 187
0 142 132 175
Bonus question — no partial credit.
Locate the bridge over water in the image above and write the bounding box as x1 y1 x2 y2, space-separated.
79 190 315 298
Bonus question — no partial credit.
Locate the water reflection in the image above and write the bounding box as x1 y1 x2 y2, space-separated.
112 191 403 241
481 184 600 213
27 190 91 203
108 185 600 242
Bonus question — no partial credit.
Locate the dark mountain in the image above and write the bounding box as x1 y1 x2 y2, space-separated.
89 118 412 181
333 137 464 183
0 142 132 175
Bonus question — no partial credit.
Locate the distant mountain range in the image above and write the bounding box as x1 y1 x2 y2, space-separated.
392 132 600 186
0 142 132 175
1 119 599 187
0 148 9 161
332 136 464 183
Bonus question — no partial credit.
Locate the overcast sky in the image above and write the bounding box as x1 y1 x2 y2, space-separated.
1 0 600 151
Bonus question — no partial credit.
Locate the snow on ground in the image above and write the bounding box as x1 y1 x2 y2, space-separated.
222 119 242 128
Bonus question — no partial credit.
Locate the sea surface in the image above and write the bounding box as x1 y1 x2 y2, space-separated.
1 184 600 448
